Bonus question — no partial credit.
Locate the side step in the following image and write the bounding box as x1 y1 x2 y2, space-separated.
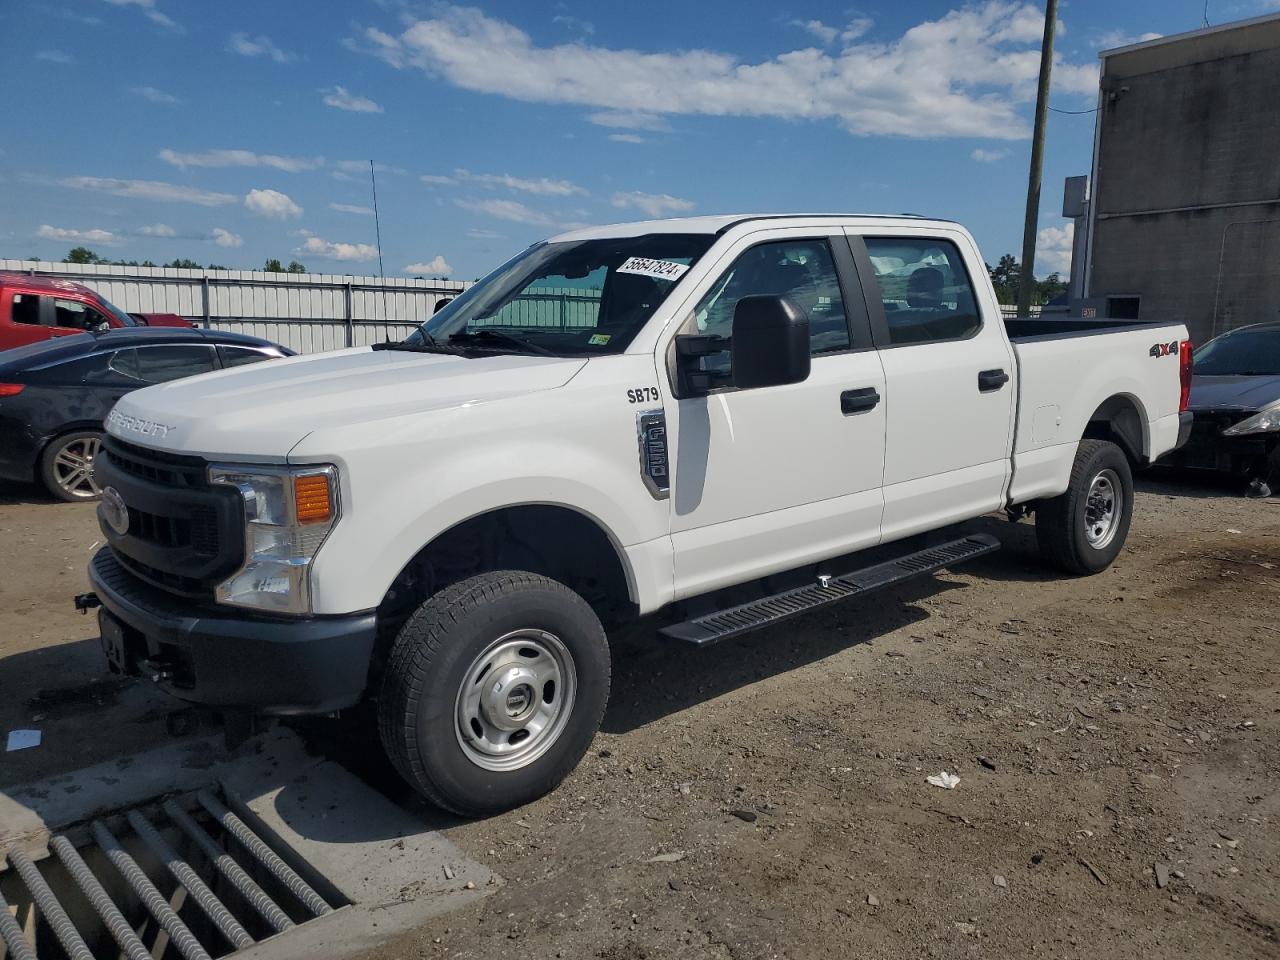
659 533 1000 647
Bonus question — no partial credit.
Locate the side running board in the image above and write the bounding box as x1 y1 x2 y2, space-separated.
659 533 1000 647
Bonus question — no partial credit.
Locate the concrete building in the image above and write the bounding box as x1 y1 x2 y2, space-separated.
1078 12 1280 343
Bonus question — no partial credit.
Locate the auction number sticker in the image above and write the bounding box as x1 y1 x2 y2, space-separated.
616 257 690 282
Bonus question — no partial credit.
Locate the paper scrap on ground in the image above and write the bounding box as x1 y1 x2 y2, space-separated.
616 257 689 282
926 771 960 789
6 729 41 751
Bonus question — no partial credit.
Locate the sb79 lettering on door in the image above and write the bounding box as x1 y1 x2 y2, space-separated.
627 386 661 404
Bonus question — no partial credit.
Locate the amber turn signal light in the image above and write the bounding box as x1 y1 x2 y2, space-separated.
293 473 333 524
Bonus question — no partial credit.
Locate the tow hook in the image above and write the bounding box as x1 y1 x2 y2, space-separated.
74 592 102 614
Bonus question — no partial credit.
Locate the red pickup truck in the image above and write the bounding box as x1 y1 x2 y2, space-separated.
0 273 192 352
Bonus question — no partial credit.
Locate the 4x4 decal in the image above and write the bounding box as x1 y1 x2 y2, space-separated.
1149 340 1179 358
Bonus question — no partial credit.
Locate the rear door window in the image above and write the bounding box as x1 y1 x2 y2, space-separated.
862 238 982 345
134 345 217 383
11 293 41 325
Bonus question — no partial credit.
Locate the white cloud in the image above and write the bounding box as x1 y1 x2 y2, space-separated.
37 224 121 245
841 18 874 42
212 228 243 248
298 235 379 261
587 111 670 132
792 19 838 44
1095 29 1163 51
244 188 303 219
322 86 384 113
159 148 322 173
466 227 504 239
551 14 594 35
336 160 404 175
103 0 180 31
60 176 236 206
427 169 585 196
138 223 176 237
330 202 374 215
456 198 554 225
1036 222 1074 276
404 255 452 275
608 133 646 144
611 191 695 218
36 50 74 64
133 86 179 104
971 147 1009 162
229 33 295 63
358 3 1099 140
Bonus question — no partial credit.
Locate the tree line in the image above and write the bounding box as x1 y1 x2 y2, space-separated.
987 253 1067 306
40 247 308 274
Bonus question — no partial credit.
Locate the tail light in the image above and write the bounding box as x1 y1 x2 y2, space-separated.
1178 340 1194 413
0 383 24 397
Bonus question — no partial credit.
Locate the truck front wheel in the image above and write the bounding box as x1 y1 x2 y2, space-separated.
377 571 611 816
1035 439 1134 575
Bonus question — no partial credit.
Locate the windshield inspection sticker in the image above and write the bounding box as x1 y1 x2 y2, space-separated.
588 333 612 346
616 257 690 282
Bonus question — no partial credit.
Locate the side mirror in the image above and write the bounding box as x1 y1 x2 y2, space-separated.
731 295 810 390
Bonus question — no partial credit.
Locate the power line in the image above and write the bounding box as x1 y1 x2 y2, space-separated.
1048 105 1099 115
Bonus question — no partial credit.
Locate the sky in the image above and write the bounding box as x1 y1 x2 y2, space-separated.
2 0 1277 280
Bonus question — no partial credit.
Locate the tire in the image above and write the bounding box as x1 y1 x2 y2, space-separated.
377 570 611 816
39 430 104 502
1035 439 1134 575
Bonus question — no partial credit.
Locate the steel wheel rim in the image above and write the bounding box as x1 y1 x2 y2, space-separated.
53 436 102 498
454 629 577 772
1084 468 1122 549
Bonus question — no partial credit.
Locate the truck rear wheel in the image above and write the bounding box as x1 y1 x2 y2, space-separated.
1035 439 1134 575
377 570 610 816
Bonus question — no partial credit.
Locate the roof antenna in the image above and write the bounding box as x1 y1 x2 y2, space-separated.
369 159 387 323
1202 0 1211 27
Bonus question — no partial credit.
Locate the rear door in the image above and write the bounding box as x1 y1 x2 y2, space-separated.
846 228 1015 542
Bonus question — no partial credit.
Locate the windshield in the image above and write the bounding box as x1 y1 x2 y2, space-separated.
405 234 715 356
98 295 137 327
1194 328 1280 376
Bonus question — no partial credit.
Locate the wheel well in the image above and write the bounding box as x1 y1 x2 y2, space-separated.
1083 395 1145 465
378 505 636 636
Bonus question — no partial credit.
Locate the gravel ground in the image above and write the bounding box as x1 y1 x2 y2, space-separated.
1 473 1276 959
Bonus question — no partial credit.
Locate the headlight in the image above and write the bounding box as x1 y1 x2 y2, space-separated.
1222 405 1280 436
209 464 338 614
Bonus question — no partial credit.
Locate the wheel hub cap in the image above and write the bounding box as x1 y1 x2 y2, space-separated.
455 629 577 772
1083 468 1122 549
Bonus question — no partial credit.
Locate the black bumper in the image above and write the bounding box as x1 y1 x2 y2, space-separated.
87 547 377 715
1174 410 1194 451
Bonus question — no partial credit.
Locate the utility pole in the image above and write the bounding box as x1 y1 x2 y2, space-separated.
1017 0 1057 318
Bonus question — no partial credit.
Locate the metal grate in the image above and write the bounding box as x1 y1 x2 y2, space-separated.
0 788 346 959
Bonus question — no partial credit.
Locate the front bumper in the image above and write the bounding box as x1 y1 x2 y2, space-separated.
1170 410 1280 477
87 546 377 715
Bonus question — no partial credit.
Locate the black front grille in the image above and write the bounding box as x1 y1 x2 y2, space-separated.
98 436 244 599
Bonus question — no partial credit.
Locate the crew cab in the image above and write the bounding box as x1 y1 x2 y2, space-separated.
78 215 1193 816
0 273 191 352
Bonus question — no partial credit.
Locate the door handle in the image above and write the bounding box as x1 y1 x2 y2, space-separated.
840 387 881 415
978 368 1010 392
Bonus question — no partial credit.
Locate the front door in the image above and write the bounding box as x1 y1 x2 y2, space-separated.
666 230 888 600
848 229 1016 541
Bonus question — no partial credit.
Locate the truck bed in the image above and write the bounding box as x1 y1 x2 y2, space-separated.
1004 316 1169 342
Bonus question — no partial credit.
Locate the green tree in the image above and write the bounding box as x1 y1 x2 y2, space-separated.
286 260 307 274
263 258 285 272
988 254 1020 305
64 247 104 264
164 258 202 269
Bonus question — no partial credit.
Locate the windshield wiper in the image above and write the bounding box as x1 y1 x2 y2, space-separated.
448 329 558 357
371 335 462 355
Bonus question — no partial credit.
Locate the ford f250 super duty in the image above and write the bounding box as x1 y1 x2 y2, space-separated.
77 215 1193 815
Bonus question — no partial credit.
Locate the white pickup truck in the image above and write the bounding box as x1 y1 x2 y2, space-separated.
80 214 1192 814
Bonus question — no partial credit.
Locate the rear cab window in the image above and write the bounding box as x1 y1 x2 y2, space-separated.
11 293 41 325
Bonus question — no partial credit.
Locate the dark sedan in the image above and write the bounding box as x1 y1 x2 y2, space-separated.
0 328 291 501
1172 321 1280 495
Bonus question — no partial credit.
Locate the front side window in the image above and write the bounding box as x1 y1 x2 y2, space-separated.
11 293 41 325
53 298 110 331
863 238 981 345
408 234 715 356
693 238 851 355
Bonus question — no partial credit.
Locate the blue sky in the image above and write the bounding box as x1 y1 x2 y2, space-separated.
2 0 1276 279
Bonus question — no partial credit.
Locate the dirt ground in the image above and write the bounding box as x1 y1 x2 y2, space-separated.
1 473 1276 959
